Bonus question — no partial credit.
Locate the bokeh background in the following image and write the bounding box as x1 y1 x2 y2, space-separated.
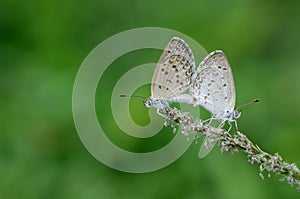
1 0 300 198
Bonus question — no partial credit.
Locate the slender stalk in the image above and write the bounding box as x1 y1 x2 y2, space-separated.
157 106 300 192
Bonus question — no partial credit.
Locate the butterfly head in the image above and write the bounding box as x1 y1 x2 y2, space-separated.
145 97 168 108
220 108 241 120
144 98 153 108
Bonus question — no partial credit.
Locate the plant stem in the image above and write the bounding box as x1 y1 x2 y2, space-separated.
158 106 300 192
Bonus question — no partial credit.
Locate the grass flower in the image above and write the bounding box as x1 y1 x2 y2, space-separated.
157 106 300 192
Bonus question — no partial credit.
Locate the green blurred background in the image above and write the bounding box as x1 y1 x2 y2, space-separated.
1 0 300 198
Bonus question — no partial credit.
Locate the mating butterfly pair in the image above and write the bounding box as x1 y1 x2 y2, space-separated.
145 37 257 129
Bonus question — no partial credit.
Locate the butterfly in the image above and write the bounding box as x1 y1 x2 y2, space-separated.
191 50 241 129
193 50 260 130
145 37 196 110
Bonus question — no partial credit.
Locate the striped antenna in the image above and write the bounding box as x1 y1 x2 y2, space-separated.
236 99 260 110
119 94 147 99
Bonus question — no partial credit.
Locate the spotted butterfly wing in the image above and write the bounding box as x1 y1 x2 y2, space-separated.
192 50 236 118
151 37 195 100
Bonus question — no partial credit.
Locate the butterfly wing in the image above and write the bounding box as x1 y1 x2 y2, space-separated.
192 50 236 116
151 37 195 100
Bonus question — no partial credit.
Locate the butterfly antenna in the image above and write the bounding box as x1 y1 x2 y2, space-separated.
236 99 260 110
119 94 147 99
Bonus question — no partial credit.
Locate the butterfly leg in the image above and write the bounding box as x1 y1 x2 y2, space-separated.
227 121 232 132
218 120 226 129
156 108 166 117
204 116 215 126
233 120 239 131
226 120 238 132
